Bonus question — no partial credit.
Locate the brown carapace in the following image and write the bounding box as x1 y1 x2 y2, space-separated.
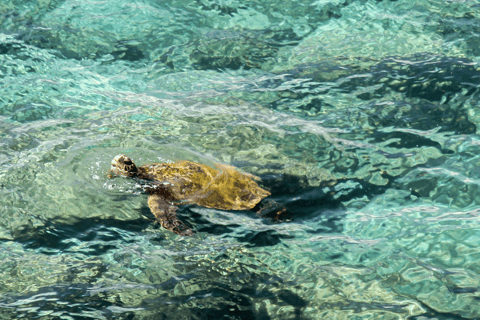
110 154 286 236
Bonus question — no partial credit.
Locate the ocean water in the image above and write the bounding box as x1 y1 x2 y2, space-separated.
1 0 480 318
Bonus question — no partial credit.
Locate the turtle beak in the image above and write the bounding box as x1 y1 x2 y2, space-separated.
111 154 138 176
110 154 123 174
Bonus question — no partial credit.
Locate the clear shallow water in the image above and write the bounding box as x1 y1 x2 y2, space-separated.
1 0 480 318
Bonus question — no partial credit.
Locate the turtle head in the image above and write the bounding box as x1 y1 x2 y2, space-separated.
111 154 139 177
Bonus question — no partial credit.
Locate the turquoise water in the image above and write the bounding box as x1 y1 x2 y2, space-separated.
1 0 480 318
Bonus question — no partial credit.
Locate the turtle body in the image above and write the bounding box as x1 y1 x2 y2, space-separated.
110 154 274 236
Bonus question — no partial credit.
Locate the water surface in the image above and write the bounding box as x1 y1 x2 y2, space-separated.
1 0 480 318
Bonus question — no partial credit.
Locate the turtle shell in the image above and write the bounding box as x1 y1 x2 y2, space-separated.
136 160 270 210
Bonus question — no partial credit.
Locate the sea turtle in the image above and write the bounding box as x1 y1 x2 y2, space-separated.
110 154 286 236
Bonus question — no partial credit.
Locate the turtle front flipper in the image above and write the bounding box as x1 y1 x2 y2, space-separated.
148 194 194 236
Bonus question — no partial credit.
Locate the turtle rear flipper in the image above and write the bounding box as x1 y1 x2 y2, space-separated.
148 194 194 236
256 199 291 222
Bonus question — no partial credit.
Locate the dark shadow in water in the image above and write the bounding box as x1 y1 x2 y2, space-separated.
111 42 145 61
142 288 306 320
0 283 136 320
144 289 262 319
335 54 480 103
175 172 396 239
4 272 473 319
10 170 396 255
368 55 480 102
174 207 295 246
11 216 152 255
366 99 477 135
0 284 307 320
268 54 478 137
176 172 396 243
236 230 294 247
0 256 308 319
263 173 392 212
140 269 308 320
188 29 282 71
261 173 396 235
3 174 415 319
371 131 448 151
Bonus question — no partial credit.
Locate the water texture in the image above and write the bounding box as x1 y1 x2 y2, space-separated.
1 0 480 318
